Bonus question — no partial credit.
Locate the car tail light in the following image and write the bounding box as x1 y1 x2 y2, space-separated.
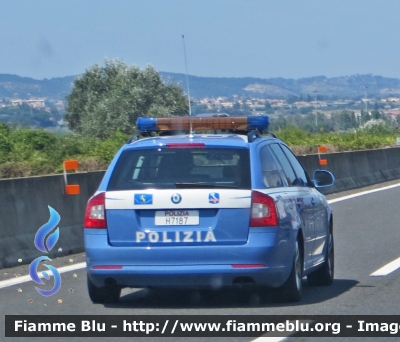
250 191 278 227
84 192 107 229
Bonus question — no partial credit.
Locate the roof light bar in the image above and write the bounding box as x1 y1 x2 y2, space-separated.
136 116 269 133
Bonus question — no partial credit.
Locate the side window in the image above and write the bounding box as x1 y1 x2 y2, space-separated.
280 144 310 186
260 145 286 188
269 143 298 186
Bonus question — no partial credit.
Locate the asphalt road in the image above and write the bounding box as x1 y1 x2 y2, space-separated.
2 181 400 342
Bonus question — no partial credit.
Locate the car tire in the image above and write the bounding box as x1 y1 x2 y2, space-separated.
273 239 303 302
87 275 121 303
307 230 334 286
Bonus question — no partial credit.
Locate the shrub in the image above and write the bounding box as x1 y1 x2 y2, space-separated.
0 124 398 179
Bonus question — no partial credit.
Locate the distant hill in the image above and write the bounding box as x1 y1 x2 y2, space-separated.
160 72 400 99
1 72 400 101
0 74 75 100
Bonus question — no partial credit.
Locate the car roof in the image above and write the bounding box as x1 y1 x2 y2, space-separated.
123 133 278 150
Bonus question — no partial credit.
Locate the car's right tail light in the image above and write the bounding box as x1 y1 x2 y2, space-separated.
84 192 107 229
250 191 278 227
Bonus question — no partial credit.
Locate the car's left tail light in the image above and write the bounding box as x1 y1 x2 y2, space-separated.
84 192 107 229
250 191 278 227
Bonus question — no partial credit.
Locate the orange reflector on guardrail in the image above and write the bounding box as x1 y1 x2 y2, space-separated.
319 159 328 166
63 160 78 171
318 146 327 153
65 184 80 195
63 160 80 195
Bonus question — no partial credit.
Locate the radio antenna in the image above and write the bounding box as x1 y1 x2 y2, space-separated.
182 34 192 117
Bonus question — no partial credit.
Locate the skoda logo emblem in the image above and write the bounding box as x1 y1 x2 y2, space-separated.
171 193 182 204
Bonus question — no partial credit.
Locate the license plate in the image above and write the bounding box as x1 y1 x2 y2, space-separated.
155 210 199 225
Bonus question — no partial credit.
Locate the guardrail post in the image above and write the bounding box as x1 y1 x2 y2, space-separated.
318 146 328 166
63 160 80 195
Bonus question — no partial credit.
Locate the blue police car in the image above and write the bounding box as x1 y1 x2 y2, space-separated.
84 115 335 303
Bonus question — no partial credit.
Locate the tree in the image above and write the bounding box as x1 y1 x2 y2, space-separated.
360 109 370 125
299 106 313 114
65 60 189 139
287 95 300 104
0 123 11 162
269 115 287 131
371 110 382 120
338 111 357 131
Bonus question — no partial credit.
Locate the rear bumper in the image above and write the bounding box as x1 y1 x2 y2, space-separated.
87 265 289 289
85 228 295 289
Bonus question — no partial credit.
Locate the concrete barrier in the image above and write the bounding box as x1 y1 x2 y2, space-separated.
1 147 400 269
297 147 400 195
0 171 105 269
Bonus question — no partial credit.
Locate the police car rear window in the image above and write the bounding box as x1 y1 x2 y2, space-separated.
107 148 251 190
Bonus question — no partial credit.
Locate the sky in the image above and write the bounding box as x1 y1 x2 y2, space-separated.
1 0 400 80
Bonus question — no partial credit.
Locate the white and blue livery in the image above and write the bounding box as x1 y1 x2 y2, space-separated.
84 115 335 303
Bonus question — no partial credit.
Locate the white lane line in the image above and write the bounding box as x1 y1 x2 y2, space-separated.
370 256 400 276
325 182 400 277
0 262 86 289
327 182 400 204
250 320 314 342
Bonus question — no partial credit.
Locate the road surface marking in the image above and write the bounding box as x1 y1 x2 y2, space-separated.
0 262 86 289
325 182 400 277
250 320 314 342
327 182 400 204
370 256 400 276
